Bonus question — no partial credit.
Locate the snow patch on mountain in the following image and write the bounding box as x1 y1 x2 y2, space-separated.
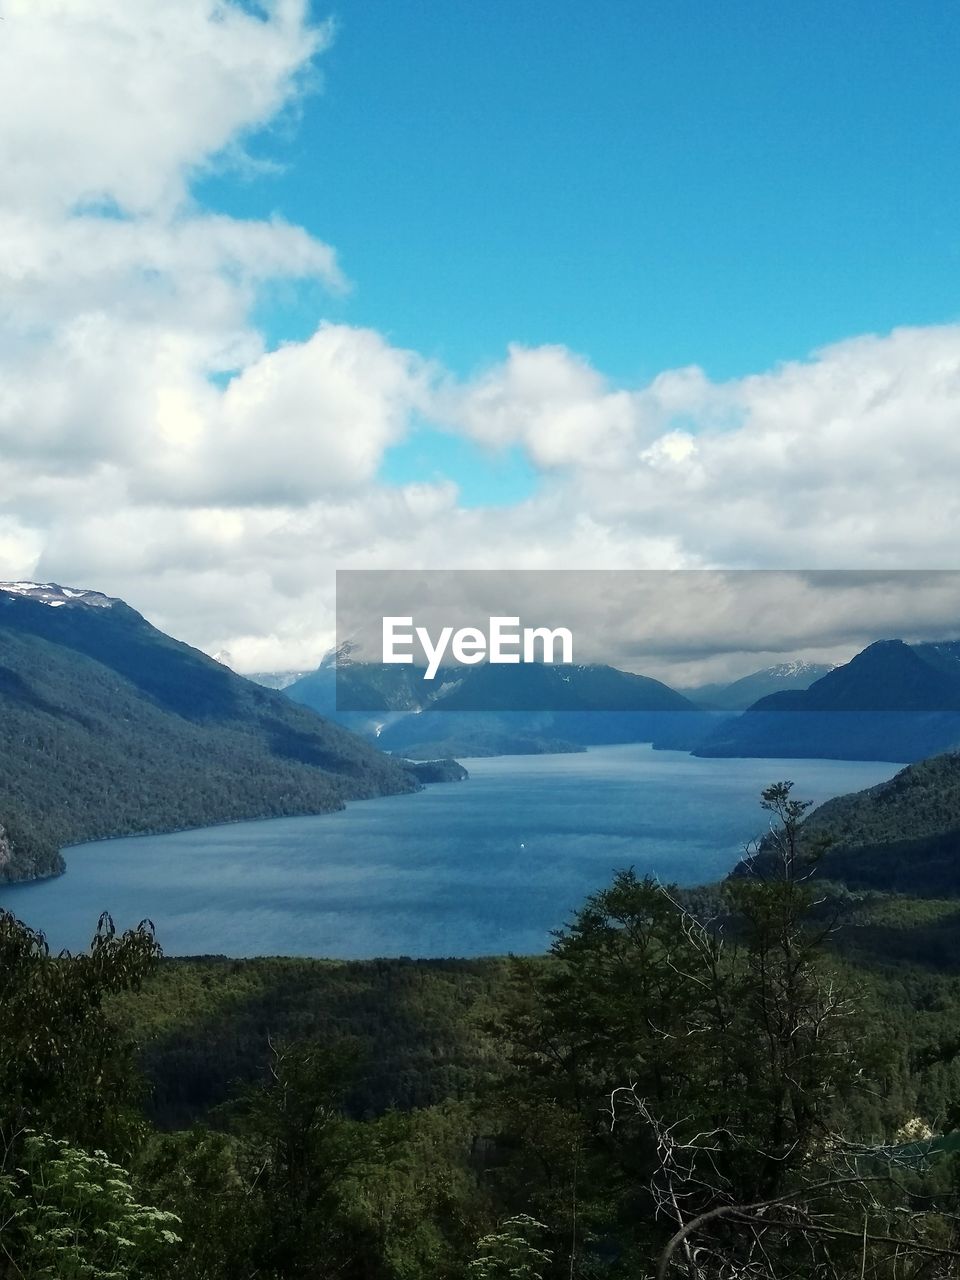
765 660 837 678
0 581 117 609
247 670 313 690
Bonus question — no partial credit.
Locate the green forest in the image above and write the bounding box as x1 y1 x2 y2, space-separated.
5 783 960 1278
0 597 417 883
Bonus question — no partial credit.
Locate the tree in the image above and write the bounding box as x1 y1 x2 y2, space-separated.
0 909 162 1154
0 911 169 1279
492 784 960 1278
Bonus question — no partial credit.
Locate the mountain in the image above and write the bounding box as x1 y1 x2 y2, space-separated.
686 661 836 711
0 583 417 884
286 656 704 758
379 664 704 756
695 640 960 762
733 752 960 897
283 645 437 744
285 638 960 763
414 661 693 714
376 713 587 759
286 645 432 717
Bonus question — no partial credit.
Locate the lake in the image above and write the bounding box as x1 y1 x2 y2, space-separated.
0 746 900 958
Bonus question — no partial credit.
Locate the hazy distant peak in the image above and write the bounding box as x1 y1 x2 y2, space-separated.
765 659 837 678
0 581 117 610
319 639 359 669
246 670 312 691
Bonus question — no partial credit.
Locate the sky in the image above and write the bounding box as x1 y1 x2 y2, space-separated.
2 0 960 674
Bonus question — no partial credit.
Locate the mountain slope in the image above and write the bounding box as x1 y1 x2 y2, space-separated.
687 661 835 711
732 753 960 896
804 752 960 848
286 656 703 757
0 585 416 883
799 752 960 895
695 640 960 761
284 648 434 739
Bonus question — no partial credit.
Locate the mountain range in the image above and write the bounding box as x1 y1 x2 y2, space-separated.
282 653 708 758
683 661 835 710
8 576 960 888
695 639 960 761
279 645 960 762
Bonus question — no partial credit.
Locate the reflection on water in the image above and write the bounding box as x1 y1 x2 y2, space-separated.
0 746 899 958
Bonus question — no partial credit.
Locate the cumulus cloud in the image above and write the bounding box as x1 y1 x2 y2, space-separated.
443 325 960 574
3 3 960 674
162 324 431 506
0 0 329 217
0 4 426 588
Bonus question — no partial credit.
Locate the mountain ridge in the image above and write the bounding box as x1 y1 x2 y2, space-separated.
285 657 703 757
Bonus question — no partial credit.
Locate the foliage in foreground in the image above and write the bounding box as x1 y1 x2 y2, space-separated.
0 1132 179 1280
4 785 960 1277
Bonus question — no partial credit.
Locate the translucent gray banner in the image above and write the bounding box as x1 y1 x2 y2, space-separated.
331 569 960 762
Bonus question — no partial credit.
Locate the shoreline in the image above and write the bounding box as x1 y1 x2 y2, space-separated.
0 748 902 960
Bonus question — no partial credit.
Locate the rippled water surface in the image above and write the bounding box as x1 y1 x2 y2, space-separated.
0 746 899 957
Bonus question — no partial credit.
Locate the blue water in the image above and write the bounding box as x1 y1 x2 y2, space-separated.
0 746 900 959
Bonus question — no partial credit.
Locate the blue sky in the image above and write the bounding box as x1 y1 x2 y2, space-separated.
201 0 960 383
191 0 960 509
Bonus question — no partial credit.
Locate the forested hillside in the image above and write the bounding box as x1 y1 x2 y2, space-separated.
288 655 707 758
742 752 960 895
0 586 415 883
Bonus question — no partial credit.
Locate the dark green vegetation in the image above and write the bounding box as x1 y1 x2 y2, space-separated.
0 588 417 883
7 782 960 1277
113 953 507 1130
400 758 470 784
738 751 960 896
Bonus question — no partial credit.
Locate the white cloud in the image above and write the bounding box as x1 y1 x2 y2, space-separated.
186 325 431 505
0 0 329 217
450 343 638 467
3 3 960 674
445 325 960 573
0 7 427 506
